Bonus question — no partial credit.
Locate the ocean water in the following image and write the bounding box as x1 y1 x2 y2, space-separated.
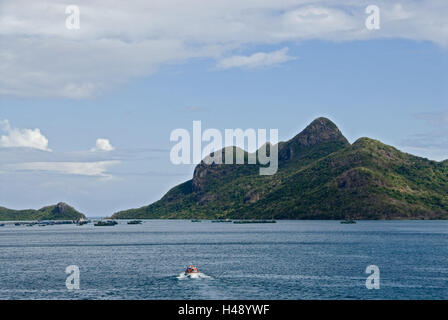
0 220 446 300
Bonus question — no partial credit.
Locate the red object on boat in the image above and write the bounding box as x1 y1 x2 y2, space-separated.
185 265 198 274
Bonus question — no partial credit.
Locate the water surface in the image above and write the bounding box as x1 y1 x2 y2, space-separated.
0 220 446 299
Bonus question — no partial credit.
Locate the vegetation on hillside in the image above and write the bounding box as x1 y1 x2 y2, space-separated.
0 202 86 221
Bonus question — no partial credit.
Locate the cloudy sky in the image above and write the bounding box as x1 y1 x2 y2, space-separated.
0 0 447 216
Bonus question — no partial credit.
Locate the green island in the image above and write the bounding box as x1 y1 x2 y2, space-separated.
112 117 448 220
0 202 86 221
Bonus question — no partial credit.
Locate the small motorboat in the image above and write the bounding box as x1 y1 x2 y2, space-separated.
184 265 199 276
127 220 142 225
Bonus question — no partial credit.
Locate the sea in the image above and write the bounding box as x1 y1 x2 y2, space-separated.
0 220 447 300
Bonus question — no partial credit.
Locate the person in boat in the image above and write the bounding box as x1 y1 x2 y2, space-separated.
185 265 198 274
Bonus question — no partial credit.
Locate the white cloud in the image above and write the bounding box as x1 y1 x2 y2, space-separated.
216 47 296 70
0 119 51 151
1 0 447 98
91 138 115 152
6 161 120 177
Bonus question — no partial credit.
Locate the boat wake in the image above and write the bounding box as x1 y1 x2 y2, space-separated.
177 272 213 280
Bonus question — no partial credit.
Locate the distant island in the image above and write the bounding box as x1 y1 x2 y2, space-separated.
112 117 448 220
0 202 86 221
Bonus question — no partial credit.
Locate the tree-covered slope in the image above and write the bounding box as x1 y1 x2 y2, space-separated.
112 118 448 220
0 202 86 221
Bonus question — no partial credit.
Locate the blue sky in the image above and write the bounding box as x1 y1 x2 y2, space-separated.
0 1 447 216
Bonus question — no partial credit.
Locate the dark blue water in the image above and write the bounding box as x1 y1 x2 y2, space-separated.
0 220 447 300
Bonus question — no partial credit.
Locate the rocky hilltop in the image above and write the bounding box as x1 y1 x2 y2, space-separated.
112 117 448 220
0 202 86 221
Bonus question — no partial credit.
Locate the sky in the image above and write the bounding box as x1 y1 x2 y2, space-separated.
0 0 447 217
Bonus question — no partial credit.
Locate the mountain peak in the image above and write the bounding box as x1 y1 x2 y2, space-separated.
295 117 348 147
279 117 349 161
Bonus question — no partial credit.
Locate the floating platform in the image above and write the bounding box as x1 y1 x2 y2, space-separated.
127 220 142 225
233 220 276 224
211 219 232 223
340 220 356 224
94 220 118 226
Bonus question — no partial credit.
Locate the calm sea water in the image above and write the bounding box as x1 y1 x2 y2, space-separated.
0 220 447 300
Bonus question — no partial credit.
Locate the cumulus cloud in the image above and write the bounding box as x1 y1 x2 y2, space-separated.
6 161 120 177
0 119 51 151
216 47 296 70
1 0 447 98
91 138 115 152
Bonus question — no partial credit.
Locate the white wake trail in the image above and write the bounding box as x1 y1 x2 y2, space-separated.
177 272 213 280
